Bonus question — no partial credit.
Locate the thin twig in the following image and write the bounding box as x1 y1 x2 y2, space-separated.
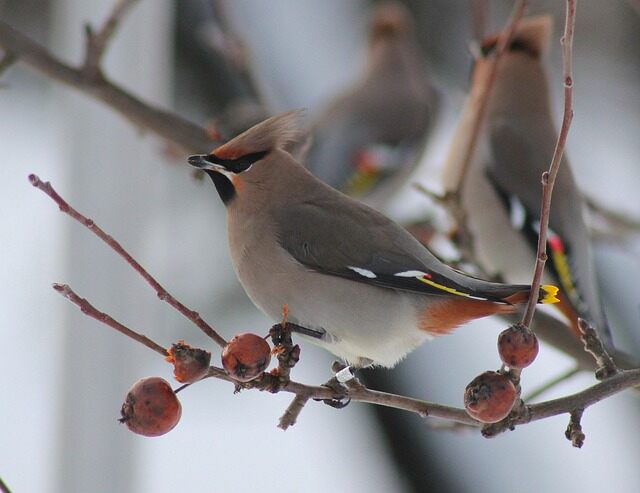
84 0 141 76
0 21 213 153
565 408 585 448
520 0 576 329
278 394 310 430
52 283 168 357
29 174 227 348
578 319 619 380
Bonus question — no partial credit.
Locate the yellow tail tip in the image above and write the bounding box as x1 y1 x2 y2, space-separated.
540 284 560 304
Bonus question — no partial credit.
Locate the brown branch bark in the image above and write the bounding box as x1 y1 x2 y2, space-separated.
0 20 214 154
53 283 168 357
29 174 227 348
56 278 640 431
83 0 141 76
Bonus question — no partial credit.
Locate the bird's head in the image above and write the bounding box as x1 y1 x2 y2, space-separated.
188 110 305 205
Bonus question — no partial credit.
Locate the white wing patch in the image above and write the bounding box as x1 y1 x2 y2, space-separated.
394 270 427 277
509 195 526 230
348 266 377 278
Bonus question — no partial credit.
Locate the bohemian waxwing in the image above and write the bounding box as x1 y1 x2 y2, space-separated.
441 16 613 350
303 1 438 203
188 110 559 368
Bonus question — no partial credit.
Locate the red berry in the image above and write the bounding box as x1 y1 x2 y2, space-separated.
497 324 539 369
221 333 271 382
464 371 517 423
119 377 182 437
166 340 211 383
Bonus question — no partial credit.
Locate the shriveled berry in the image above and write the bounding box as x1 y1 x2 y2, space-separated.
464 371 517 423
221 333 271 382
498 324 539 369
119 377 181 437
166 340 211 383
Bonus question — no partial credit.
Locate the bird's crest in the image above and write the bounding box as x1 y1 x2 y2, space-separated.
211 110 306 161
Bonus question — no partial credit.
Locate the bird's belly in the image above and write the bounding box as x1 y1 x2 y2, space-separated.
234 251 430 367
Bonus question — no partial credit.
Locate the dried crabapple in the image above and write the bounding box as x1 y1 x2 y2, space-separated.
119 377 181 437
221 333 271 382
464 371 517 423
498 324 539 369
166 340 211 383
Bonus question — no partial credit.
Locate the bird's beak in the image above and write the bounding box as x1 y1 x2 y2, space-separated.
188 154 222 172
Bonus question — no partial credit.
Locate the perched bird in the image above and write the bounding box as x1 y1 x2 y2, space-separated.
441 16 613 349
303 1 439 202
188 110 558 368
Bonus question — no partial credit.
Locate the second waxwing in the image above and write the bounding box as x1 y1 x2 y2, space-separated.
441 16 613 351
189 110 559 368
303 1 439 204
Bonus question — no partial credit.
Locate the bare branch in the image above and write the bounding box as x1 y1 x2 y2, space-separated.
483 368 640 437
578 319 619 380
521 0 576 328
29 174 227 348
47 244 640 432
565 408 585 448
84 0 141 76
53 283 168 357
278 394 310 430
0 21 214 153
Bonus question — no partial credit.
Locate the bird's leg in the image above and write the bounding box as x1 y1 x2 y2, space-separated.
316 361 369 409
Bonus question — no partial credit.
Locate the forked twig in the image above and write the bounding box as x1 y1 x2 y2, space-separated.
29 174 227 348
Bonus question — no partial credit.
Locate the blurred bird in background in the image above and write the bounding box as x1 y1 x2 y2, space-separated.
303 1 439 207
441 16 617 357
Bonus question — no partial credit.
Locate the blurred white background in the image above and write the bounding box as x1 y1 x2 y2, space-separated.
1 1 639 492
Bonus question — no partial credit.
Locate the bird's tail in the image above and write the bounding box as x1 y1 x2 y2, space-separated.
503 284 560 305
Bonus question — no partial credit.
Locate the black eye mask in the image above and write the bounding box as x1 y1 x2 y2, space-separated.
204 150 270 174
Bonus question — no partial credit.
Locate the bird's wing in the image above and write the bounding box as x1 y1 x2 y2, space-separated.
273 196 531 302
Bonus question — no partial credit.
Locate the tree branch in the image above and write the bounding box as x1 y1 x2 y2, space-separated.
55 278 640 431
0 20 214 153
83 0 141 76
520 0 576 329
52 283 168 357
29 174 227 348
